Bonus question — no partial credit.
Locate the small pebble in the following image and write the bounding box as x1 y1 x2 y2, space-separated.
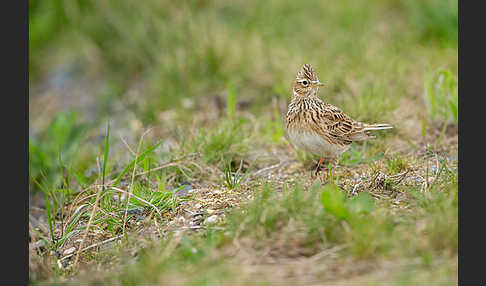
206 215 218 224
33 240 45 249
190 217 204 226
62 257 71 268
175 182 194 197
63 247 76 256
124 208 143 216
100 241 116 252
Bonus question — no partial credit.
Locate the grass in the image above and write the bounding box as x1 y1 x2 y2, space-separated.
29 0 457 284
34 173 457 285
424 67 458 125
29 111 89 193
223 159 252 191
29 123 179 262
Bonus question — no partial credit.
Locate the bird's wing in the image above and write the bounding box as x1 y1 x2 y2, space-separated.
320 104 367 144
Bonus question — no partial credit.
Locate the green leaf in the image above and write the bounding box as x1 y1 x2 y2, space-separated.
320 184 349 220
349 192 374 214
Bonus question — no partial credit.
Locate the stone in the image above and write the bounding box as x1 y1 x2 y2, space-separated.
205 215 218 224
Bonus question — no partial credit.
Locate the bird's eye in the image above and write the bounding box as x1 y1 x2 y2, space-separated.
301 80 308 86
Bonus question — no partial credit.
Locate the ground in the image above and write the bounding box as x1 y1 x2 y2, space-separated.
29 1 457 285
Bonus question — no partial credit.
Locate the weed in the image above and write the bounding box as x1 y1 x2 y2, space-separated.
385 156 409 175
223 159 252 190
424 67 458 124
193 120 248 167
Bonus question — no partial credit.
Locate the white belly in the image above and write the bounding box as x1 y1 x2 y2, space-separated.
287 129 349 157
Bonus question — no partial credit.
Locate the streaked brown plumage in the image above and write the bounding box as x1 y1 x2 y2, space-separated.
285 64 393 177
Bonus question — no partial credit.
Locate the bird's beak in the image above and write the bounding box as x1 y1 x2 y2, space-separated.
312 81 325 87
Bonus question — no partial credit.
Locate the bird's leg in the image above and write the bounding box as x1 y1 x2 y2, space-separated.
314 157 325 177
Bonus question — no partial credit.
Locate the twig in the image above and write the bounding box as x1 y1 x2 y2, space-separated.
174 226 225 231
306 245 346 263
134 153 198 177
136 162 183 177
73 184 103 266
123 128 151 238
119 135 136 156
252 162 286 177
60 235 123 262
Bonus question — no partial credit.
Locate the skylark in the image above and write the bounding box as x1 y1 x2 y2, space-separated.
285 64 393 178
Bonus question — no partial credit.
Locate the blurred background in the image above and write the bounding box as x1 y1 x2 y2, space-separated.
29 0 457 202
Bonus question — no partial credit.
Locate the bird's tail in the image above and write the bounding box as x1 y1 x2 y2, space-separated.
348 123 393 141
363 123 393 131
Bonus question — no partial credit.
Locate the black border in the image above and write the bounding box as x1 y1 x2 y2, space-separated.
3 0 29 284
458 0 483 285
20 0 466 284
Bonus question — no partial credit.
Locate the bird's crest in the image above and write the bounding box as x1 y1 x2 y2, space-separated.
296 64 318 82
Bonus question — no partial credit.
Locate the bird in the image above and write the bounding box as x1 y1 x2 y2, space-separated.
285 64 393 179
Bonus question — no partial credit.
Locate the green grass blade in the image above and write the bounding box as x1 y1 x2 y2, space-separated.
44 192 55 246
103 121 110 191
58 151 65 187
227 81 236 120
237 161 253 186
448 100 458 122
112 140 164 187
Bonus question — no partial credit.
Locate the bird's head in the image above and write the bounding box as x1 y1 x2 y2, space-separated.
292 64 325 98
